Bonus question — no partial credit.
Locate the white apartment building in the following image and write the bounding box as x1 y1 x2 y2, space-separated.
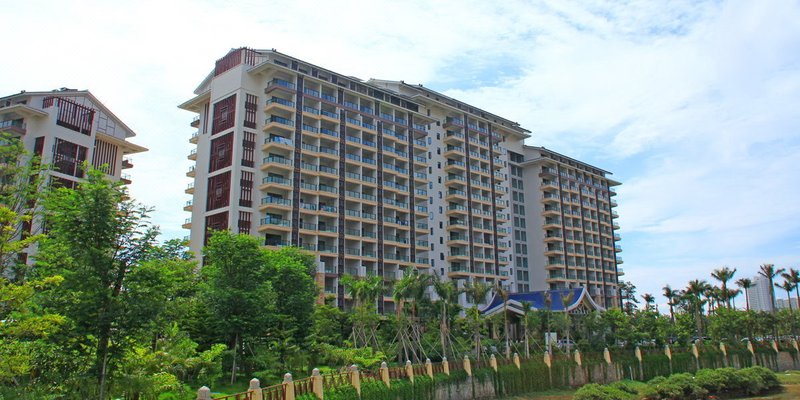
0 88 147 263
180 48 622 310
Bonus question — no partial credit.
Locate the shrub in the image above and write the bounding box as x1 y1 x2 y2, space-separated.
642 373 707 400
609 380 645 395
574 383 634 400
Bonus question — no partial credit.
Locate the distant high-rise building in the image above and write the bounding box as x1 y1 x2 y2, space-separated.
747 275 774 312
179 48 623 310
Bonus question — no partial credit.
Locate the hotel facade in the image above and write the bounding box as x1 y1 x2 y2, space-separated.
180 48 622 311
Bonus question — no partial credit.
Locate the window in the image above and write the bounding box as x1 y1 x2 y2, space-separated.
212 94 236 135
244 94 258 128
53 138 87 178
206 171 231 211
209 133 233 172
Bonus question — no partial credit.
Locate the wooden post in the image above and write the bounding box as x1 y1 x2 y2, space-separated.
635 346 644 380
283 373 295 400
665 344 673 375
196 386 211 400
489 354 498 372
249 378 263 400
350 365 361 396
425 358 434 378
442 356 450 375
513 352 521 369
311 368 324 399
405 360 414 383
379 362 391 388
463 355 472 377
544 351 552 388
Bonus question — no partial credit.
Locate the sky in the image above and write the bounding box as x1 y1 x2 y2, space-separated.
2 0 799 311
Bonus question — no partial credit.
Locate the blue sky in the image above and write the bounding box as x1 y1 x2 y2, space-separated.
2 0 799 309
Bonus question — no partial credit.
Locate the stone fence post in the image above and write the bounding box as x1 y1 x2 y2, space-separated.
489 354 498 372
425 358 433 378
311 368 324 399
284 373 295 400
405 360 414 383
442 356 450 375
249 378 263 400
196 386 211 400
513 352 521 369
464 355 472 377
379 362 391 388
350 365 361 396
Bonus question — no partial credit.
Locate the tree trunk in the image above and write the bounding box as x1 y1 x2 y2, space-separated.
745 288 750 311
230 333 238 385
97 336 110 400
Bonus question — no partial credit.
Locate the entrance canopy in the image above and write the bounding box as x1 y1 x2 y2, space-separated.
480 287 605 317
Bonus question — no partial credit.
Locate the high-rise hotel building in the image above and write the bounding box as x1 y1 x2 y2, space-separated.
180 48 622 310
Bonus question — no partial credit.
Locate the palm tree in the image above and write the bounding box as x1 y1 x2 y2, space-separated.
463 280 491 361
736 278 754 311
663 285 679 321
782 268 800 311
776 280 796 312
686 280 710 336
559 290 575 351
619 281 639 314
711 267 737 308
494 281 512 358
759 263 785 313
641 293 656 312
433 278 459 359
520 300 533 358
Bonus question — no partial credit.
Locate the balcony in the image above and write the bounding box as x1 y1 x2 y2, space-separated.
184 182 194 194
187 148 197 160
615 245 622 252
190 116 200 128
186 166 195 178
263 136 293 151
181 218 192 230
120 173 132 185
183 200 193 212
0 119 26 136
261 156 293 171
265 97 295 113
189 131 199 144
616 257 624 264
122 158 133 169
264 115 295 133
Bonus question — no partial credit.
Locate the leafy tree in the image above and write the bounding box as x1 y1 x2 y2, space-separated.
35 168 160 399
201 231 276 384
262 246 317 345
432 278 460 359
641 293 656 312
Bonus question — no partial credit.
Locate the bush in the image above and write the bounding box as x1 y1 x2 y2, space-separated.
642 373 707 400
574 383 634 400
608 380 645 395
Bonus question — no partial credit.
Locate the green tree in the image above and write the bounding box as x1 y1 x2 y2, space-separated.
35 168 160 399
759 263 785 314
263 246 317 344
662 285 679 322
782 268 800 311
775 279 795 312
711 267 737 308
462 280 490 361
432 278 460 359
201 231 276 384
736 278 754 311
